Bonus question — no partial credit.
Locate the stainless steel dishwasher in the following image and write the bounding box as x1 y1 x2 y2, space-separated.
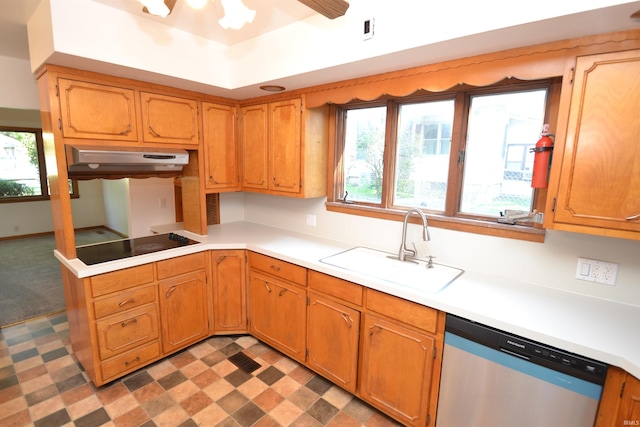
436 314 607 427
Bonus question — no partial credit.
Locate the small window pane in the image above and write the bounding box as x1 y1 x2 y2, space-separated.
343 107 386 204
394 100 454 211
0 131 41 197
460 90 546 216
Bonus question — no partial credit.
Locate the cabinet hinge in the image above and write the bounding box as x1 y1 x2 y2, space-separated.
620 380 626 398
457 150 465 164
569 67 575 84
306 296 310 306
433 346 437 360
305 348 309 359
426 413 431 425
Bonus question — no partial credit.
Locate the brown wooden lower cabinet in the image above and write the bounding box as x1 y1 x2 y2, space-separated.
307 292 360 393
211 250 247 333
158 270 208 353
596 366 640 427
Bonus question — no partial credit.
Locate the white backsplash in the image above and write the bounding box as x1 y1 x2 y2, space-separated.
220 192 640 307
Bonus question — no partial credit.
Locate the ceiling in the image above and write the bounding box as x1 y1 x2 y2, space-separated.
0 0 318 60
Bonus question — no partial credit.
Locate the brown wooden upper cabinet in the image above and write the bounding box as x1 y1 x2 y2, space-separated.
202 102 239 191
58 78 139 141
546 49 640 240
140 92 199 145
240 97 328 198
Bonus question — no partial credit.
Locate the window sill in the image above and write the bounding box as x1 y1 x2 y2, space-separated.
325 202 545 243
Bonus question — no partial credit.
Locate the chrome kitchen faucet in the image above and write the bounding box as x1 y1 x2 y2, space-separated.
398 208 431 262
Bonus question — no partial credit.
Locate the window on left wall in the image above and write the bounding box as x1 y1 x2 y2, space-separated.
0 127 78 202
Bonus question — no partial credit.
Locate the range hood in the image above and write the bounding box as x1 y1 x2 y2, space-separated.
67 146 189 178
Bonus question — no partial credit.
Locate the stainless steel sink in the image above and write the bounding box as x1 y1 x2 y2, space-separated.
320 247 463 293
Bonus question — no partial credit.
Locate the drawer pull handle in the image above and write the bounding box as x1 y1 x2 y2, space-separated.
626 213 640 221
342 313 353 328
165 286 177 298
118 299 135 307
121 319 138 328
278 289 288 297
124 356 141 366
263 282 272 293
270 264 281 272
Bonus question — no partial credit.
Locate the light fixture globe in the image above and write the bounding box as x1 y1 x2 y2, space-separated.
218 0 256 29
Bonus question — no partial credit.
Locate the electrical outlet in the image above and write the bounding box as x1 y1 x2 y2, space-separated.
363 17 374 40
306 214 317 227
575 257 618 285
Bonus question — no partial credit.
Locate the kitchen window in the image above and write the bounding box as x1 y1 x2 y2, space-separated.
0 127 78 202
328 79 560 242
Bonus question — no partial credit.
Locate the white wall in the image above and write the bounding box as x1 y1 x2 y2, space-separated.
0 56 40 110
238 193 640 307
128 178 176 237
101 179 129 236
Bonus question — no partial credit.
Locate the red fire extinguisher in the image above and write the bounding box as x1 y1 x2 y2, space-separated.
530 124 554 188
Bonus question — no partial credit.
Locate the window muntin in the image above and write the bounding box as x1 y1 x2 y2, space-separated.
460 90 547 216
343 106 387 204
394 100 454 211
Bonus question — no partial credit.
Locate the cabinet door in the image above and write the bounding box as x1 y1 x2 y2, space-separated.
58 78 138 141
159 271 208 353
241 104 269 190
307 292 360 393
359 314 435 427
140 92 199 145
211 250 247 333
269 99 301 194
248 272 306 363
616 373 640 427
553 50 640 235
203 103 239 191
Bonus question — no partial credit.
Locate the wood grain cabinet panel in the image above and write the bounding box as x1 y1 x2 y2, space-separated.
211 250 247 333
240 104 270 190
203 102 239 191
240 98 328 197
596 366 640 427
96 303 159 359
307 292 360 393
140 92 199 145
359 313 435 427
248 271 307 363
548 49 640 239
159 270 209 354
57 78 138 141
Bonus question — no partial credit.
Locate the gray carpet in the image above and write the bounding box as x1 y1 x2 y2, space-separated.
0 228 124 327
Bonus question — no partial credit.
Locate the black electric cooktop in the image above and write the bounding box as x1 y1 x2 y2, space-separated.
76 232 199 265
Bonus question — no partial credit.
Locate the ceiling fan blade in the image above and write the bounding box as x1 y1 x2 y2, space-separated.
142 0 178 16
297 0 349 19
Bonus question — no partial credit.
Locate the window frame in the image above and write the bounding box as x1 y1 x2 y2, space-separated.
326 78 562 242
0 126 79 203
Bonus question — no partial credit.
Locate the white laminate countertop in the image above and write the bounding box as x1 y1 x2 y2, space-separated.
55 221 640 379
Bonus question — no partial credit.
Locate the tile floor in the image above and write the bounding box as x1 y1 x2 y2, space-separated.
0 311 402 427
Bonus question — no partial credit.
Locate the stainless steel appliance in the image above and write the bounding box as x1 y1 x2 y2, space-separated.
437 314 607 427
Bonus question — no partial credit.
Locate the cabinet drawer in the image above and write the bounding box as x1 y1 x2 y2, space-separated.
101 341 160 382
365 289 438 334
249 252 307 286
93 285 156 319
157 252 206 280
91 264 155 297
96 304 159 359
308 270 363 306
